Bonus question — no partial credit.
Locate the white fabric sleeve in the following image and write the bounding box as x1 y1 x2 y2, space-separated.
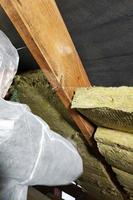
0 30 19 98
0 99 83 200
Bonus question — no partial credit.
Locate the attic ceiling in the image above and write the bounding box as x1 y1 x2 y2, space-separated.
0 0 133 86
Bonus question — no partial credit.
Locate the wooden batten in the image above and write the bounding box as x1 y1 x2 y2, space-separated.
28 187 52 200
0 0 94 141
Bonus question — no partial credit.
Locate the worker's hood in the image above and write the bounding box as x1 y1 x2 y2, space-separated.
0 30 19 98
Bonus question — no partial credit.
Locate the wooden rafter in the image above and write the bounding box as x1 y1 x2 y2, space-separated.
0 0 94 142
28 187 52 200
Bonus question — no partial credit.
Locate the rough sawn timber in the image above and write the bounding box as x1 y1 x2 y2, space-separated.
0 0 94 142
28 187 52 200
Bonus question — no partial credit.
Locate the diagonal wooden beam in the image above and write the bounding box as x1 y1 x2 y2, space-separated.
28 187 52 200
0 0 94 142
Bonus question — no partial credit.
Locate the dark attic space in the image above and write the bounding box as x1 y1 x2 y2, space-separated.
0 1 132 200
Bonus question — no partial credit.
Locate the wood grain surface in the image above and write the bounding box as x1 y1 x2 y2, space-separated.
28 187 52 200
0 0 94 141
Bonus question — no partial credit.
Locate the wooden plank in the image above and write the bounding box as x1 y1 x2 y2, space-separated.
36 184 99 200
28 187 52 200
0 0 94 142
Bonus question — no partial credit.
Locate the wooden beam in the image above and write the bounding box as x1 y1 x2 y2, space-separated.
36 185 99 200
0 0 94 142
28 187 52 200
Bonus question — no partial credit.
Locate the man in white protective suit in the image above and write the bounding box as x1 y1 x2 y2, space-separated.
0 31 83 200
